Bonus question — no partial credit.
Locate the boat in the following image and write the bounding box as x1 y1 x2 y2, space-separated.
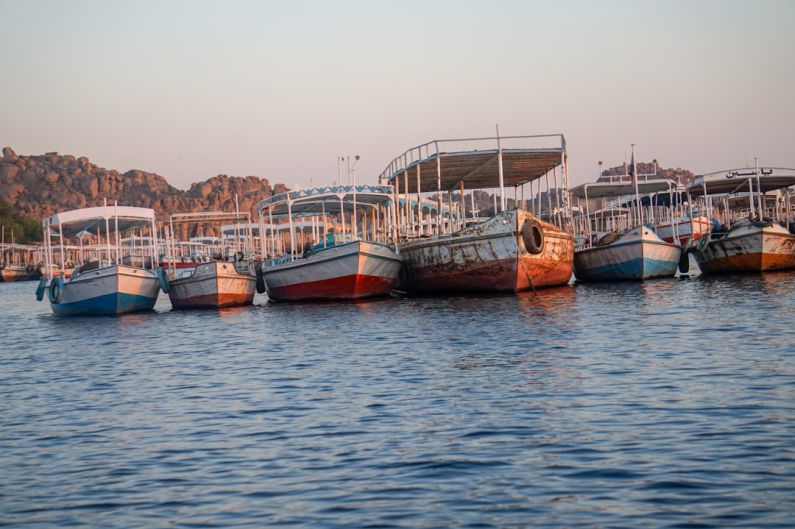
162 211 257 309
0 245 40 282
573 225 682 281
258 185 402 301
570 148 683 281
0 227 41 282
378 130 574 293
655 215 711 246
35 202 161 315
688 163 795 273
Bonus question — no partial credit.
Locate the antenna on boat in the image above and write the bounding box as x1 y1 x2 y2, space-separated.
337 156 343 186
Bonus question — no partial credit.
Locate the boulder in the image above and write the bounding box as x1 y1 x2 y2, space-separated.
2 147 18 162
0 163 20 179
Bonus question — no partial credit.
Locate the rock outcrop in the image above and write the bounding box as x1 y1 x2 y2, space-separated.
599 160 695 184
0 147 285 224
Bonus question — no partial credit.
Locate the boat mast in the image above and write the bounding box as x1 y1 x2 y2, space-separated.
631 144 643 227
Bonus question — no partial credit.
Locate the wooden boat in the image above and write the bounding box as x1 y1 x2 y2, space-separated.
162 211 257 309
1 231 41 281
258 185 402 301
168 261 256 308
380 131 574 293
36 202 161 315
694 219 795 273
689 163 795 273
574 226 681 281
1 264 40 282
570 165 683 281
398 209 572 291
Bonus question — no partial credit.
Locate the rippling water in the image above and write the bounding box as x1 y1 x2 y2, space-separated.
1 270 795 528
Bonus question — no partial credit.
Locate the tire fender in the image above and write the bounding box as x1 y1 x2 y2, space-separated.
35 278 48 302
255 263 267 294
48 277 64 304
157 267 170 294
521 220 545 255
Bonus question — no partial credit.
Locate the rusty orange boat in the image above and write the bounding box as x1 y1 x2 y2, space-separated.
380 130 574 293
689 163 795 274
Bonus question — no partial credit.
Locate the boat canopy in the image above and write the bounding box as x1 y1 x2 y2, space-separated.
257 185 394 217
570 179 677 199
576 207 631 218
0 243 39 251
189 236 222 244
221 221 318 237
379 134 565 193
688 167 795 196
45 206 156 237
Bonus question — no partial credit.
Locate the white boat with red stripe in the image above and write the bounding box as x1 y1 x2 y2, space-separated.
257 184 402 301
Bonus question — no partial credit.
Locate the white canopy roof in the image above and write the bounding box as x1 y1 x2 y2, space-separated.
46 206 156 237
570 179 677 199
688 167 795 196
257 185 393 217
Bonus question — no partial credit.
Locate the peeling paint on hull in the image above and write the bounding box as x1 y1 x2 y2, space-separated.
399 209 574 293
694 223 795 274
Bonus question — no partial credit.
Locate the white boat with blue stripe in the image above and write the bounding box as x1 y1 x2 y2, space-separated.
36 202 161 315
574 225 681 281
571 147 684 281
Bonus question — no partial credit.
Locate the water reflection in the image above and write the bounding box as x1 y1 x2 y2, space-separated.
1 272 794 528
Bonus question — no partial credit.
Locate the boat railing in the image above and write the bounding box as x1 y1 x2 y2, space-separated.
377 133 565 184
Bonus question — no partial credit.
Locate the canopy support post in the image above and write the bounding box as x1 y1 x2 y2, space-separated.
496 124 506 213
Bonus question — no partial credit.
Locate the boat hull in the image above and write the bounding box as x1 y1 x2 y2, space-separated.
398 209 574 293
263 241 402 301
574 228 682 281
50 265 159 316
168 261 256 309
657 216 711 246
0 266 40 282
39 266 74 279
694 223 795 274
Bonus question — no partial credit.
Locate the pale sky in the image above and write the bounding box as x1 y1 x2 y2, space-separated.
1 0 793 189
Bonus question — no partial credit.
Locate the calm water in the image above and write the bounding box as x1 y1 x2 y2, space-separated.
1 270 795 528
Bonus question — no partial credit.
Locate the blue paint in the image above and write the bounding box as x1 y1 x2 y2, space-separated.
575 257 679 281
51 292 157 316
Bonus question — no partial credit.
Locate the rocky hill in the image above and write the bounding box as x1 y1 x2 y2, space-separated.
0 147 288 233
599 160 695 184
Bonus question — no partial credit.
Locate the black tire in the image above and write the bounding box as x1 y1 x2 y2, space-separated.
48 277 63 304
255 264 267 294
521 220 545 255
678 250 690 274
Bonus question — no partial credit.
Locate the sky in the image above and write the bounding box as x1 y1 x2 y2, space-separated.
1 0 793 190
